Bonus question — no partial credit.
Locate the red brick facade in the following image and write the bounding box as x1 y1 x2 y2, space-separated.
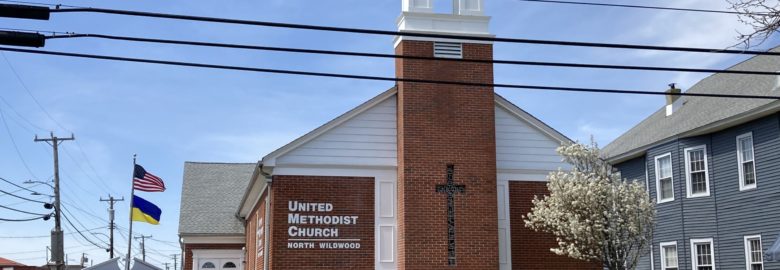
183 243 244 270
508 181 602 269
267 175 375 270
245 189 268 270
396 40 499 269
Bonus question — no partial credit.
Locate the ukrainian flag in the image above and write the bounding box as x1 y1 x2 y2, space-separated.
132 195 162 225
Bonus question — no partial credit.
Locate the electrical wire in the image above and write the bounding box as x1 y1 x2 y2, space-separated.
515 0 765 15
1 46 778 100
0 103 41 180
0 187 48 203
0 215 49 221
0 226 104 238
0 204 49 215
0 176 43 193
46 6 780 56
43 32 780 76
2 52 118 196
61 206 108 250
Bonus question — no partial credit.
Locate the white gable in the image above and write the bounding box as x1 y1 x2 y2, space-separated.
271 94 397 167
494 96 571 174
263 90 570 173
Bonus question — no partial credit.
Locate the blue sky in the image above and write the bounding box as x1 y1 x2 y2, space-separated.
0 0 777 267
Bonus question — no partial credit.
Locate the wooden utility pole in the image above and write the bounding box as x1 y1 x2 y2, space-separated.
100 195 124 258
35 132 74 270
163 263 170 270
134 235 152 261
171 254 178 270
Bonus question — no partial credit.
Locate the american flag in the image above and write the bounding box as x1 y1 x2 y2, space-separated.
133 164 165 192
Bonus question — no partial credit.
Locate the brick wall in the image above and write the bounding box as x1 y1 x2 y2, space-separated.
268 175 374 270
396 40 499 269
508 181 602 269
245 190 267 270
183 243 244 270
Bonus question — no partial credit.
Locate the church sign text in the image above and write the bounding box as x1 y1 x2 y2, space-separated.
286 201 362 250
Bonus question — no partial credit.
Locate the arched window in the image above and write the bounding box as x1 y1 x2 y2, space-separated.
201 262 216 269
222 262 237 268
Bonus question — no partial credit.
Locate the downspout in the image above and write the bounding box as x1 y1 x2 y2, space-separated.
259 163 272 270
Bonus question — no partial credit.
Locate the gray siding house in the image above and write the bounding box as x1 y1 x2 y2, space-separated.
604 48 780 270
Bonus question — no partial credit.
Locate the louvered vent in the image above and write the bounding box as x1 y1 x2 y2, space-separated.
434 42 463 59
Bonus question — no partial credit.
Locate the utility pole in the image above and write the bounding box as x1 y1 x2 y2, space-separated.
171 254 178 270
100 195 124 258
163 263 169 270
35 132 74 270
134 235 151 261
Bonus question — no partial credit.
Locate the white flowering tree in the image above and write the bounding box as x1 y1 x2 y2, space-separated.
524 143 655 270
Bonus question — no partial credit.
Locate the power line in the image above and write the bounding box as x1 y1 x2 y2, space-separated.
0 227 104 239
0 176 40 193
45 6 780 56
1 52 70 132
0 103 41 179
1 46 778 100
0 203 49 215
61 206 108 250
0 215 49 221
0 187 48 203
42 32 780 76
515 0 763 16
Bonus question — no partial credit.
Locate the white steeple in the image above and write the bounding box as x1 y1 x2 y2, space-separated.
396 0 491 47
402 0 433 13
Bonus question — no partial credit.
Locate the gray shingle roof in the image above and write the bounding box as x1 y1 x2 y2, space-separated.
604 47 780 160
178 162 255 235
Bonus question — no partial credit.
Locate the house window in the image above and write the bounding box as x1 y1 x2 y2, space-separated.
660 242 679 270
685 146 710 197
222 262 237 269
745 235 763 270
691 238 715 270
655 153 674 203
737 133 757 190
201 262 216 269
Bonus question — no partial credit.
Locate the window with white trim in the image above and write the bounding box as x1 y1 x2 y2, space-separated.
655 153 674 203
660 242 679 270
745 235 763 270
685 145 710 197
737 133 757 190
691 238 715 270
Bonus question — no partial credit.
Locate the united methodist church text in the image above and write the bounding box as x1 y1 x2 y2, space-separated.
287 201 362 249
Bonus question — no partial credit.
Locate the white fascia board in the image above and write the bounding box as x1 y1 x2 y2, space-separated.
181 235 245 244
260 87 397 167
237 172 268 218
237 161 263 218
494 93 573 145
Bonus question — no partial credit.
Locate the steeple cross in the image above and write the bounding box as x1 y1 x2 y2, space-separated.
436 164 465 266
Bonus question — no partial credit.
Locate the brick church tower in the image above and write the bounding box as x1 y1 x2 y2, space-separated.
183 1 602 270
395 0 499 269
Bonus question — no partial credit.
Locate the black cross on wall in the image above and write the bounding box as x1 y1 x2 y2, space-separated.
436 164 465 266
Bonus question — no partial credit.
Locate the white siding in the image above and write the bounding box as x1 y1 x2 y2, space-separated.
495 105 568 172
276 96 397 167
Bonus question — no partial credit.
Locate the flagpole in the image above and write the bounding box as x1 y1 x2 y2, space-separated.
126 154 136 270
